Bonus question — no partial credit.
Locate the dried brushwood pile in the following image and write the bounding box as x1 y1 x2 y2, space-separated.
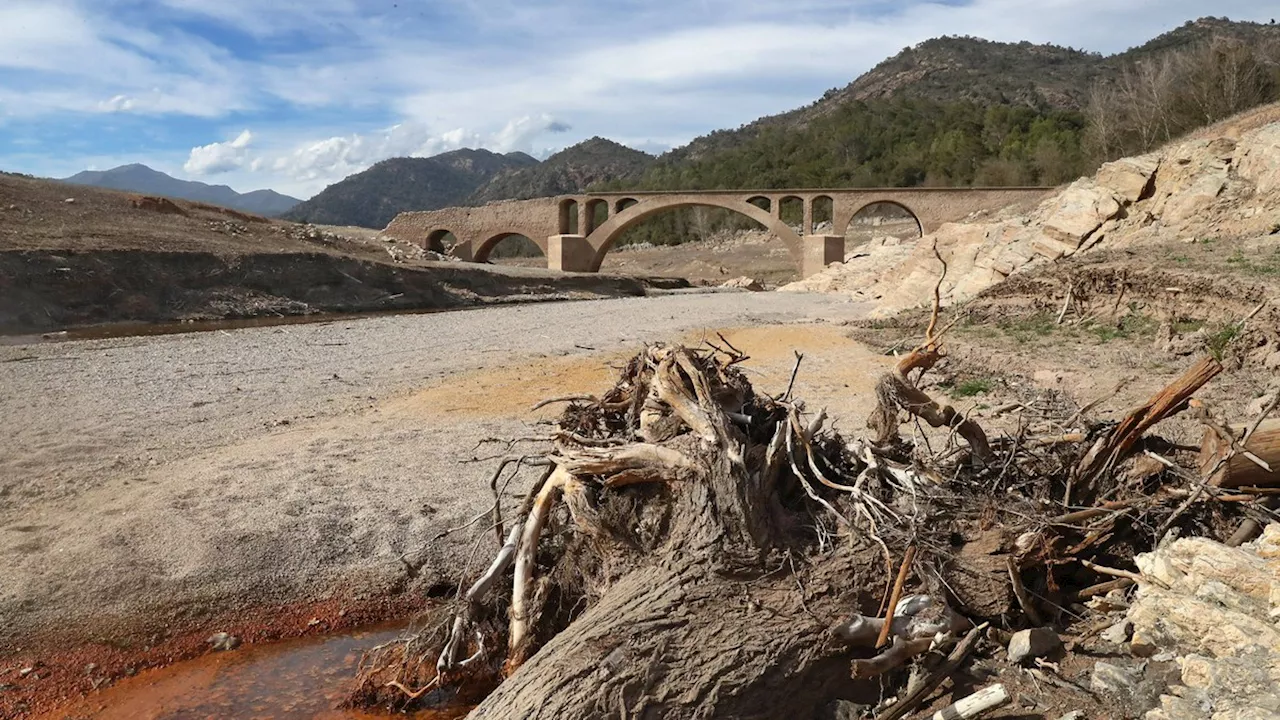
350 308 1273 719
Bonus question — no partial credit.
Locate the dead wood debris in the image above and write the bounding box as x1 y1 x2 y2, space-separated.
349 288 1270 718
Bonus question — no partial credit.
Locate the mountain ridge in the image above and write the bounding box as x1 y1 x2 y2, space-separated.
61 164 301 217
261 16 1280 229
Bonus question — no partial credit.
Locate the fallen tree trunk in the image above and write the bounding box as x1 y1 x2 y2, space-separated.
470 559 876 718
1201 419 1280 488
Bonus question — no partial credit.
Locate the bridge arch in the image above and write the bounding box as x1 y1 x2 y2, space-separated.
844 200 924 242
584 196 805 272
583 198 609 235
614 198 638 214
558 199 579 235
811 195 834 233
425 228 456 253
745 195 771 213
473 232 547 263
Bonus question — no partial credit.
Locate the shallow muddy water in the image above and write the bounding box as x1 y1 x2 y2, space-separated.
42 624 470 720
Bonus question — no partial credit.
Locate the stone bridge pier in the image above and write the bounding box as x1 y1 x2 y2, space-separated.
384 187 1052 278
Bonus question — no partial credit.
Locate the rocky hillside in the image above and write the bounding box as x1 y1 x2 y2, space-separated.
467 137 653 204
646 18 1280 186
62 164 301 217
783 102 1280 338
282 149 537 229
814 17 1279 115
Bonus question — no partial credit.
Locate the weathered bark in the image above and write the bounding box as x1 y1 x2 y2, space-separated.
470 560 876 719
1074 356 1222 490
1201 420 1280 488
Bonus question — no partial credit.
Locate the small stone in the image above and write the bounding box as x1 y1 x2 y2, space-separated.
307 618 321 627
18 667 34 678
63 198 76 204
1091 660 1144 694
1008 627 1062 664
1102 619 1133 644
207 632 240 651
1057 712 1086 720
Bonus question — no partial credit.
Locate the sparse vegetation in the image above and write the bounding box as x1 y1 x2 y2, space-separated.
1087 312 1159 343
948 378 994 397
996 313 1059 343
1086 30 1280 160
1207 323 1241 360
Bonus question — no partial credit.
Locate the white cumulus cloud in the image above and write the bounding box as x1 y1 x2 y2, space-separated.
184 129 254 175
264 114 571 185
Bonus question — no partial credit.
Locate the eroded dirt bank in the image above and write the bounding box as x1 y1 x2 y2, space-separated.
0 292 875 717
0 249 689 333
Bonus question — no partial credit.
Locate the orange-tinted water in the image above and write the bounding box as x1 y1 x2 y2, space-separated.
42 625 469 720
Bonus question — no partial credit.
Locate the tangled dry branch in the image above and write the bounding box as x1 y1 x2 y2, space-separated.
350 303 1263 717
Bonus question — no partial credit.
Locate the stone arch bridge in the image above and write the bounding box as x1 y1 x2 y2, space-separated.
383 187 1051 278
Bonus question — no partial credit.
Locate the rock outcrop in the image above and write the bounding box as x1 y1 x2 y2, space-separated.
1127 524 1280 719
781 105 1280 317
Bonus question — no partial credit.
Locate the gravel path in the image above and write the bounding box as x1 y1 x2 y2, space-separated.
0 291 875 647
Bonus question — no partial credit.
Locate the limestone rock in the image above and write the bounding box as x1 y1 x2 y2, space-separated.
1096 154 1159 204
782 114 1280 320
1092 660 1144 694
1008 627 1062 664
1040 179 1121 245
1127 526 1280 719
1235 123 1280 195
1103 619 1134 645
721 276 764 291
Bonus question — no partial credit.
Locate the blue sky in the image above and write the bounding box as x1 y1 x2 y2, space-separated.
1 1 1276 199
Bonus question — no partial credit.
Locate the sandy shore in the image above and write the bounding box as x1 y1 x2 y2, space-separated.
1 291 886 653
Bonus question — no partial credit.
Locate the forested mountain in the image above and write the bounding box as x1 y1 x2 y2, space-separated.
292 17 1280 233
467 138 654 204
281 149 537 228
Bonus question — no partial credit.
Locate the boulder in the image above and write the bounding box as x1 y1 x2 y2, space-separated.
1096 155 1160 204
1040 179 1121 246
1236 124 1280 195
1008 627 1062 664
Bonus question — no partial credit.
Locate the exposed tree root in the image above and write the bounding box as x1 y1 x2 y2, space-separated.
350 319 1250 718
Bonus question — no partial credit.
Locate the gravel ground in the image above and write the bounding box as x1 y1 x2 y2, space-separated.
0 291 878 648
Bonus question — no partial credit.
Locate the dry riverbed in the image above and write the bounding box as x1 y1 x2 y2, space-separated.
0 292 877 715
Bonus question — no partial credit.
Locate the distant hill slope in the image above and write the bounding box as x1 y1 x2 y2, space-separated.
656 18 1280 168
281 149 538 229
286 17 1280 231
61 164 301 216
467 138 654 204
